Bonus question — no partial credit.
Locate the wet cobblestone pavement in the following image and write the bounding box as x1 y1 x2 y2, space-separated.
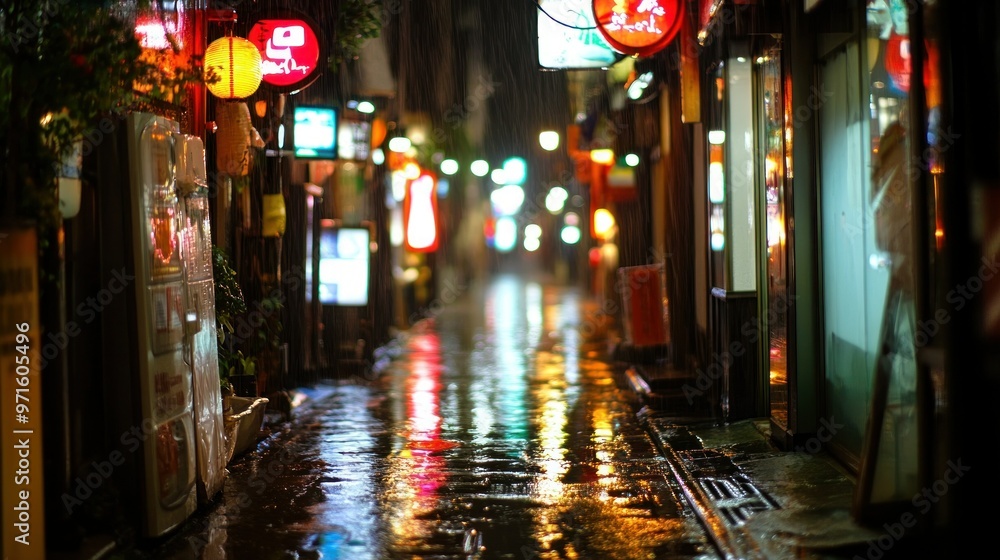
121 275 721 559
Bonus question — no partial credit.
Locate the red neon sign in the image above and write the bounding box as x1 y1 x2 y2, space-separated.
248 18 322 93
403 171 440 253
592 0 685 57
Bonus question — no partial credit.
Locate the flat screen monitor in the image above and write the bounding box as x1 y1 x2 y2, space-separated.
294 105 338 159
318 226 370 306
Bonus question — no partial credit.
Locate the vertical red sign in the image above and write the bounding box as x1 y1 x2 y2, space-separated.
404 171 440 253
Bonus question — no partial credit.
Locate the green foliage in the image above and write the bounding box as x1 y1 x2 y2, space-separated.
1 1 208 221
212 245 249 387
330 0 383 68
255 294 283 351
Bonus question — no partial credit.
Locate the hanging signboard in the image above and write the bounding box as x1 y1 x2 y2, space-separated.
248 14 325 94
403 171 440 253
538 0 622 70
591 0 685 57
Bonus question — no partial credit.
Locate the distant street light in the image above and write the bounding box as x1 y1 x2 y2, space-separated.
502 157 527 185
594 208 616 240
388 137 411 153
539 130 560 151
440 159 459 175
490 168 508 185
590 149 614 165
471 159 490 177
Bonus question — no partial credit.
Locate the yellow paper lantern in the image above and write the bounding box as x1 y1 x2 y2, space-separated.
204 35 263 99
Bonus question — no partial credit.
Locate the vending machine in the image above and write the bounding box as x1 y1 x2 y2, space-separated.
124 112 198 537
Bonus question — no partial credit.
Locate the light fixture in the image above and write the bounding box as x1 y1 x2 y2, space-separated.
708 130 726 145
590 149 615 165
388 136 411 153
470 159 490 177
357 101 375 114
254 100 268 118
403 162 421 180
502 157 527 185
440 159 459 176
204 35 263 99
709 162 725 203
624 153 640 167
490 168 507 185
593 208 616 240
539 130 560 151
406 125 427 145
545 187 568 213
627 71 654 101
560 225 581 245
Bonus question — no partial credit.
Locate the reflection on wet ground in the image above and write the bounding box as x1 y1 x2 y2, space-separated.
140 275 719 559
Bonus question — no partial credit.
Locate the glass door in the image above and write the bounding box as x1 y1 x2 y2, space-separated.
756 41 790 429
817 1 919 509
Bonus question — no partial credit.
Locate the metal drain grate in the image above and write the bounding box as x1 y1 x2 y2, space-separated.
699 477 780 527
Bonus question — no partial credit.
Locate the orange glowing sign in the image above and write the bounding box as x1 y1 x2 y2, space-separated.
591 0 685 57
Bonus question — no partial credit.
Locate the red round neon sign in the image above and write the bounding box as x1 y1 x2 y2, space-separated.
592 0 685 57
248 17 323 93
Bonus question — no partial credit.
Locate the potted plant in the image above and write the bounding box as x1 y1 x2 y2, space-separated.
213 245 255 399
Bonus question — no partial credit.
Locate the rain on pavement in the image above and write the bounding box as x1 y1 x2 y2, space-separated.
139 274 720 560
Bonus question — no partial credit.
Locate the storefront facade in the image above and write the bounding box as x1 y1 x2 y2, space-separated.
690 0 949 527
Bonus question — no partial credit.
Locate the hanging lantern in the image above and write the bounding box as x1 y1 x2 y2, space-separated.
216 101 253 176
204 35 263 99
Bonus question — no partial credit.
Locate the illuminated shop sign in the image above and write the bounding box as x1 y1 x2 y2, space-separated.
248 16 323 93
591 0 685 57
537 0 621 70
404 171 440 253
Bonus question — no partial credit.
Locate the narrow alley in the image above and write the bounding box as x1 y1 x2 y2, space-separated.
129 274 718 559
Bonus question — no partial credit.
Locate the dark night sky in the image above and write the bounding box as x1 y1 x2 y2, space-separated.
480 0 572 168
